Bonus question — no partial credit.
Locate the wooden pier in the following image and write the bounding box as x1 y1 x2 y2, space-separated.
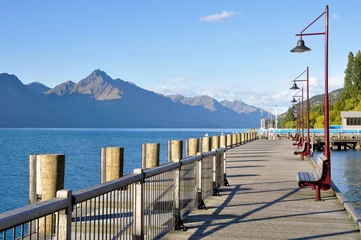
164 139 361 239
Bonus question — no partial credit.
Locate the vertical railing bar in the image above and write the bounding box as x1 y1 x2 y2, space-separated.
98 196 101 240
51 212 54 239
116 190 119 237
101 194 104 240
56 210 59 240
75 203 78 240
83 201 86 240
93 197 96 239
105 193 109 239
12 226 16 240
43 216 46 240
21 224 24 240
88 199 91 240
80 202 83 240
36 218 39 239
29 221 32 240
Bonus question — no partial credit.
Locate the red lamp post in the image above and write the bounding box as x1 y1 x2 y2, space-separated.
292 88 304 146
291 5 330 161
290 67 310 156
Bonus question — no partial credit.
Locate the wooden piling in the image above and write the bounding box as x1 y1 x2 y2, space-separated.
103 147 124 182
186 138 199 157
142 143 160 169
220 135 226 148
226 134 232 148
39 154 65 234
232 134 237 146
168 140 183 161
201 137 211 153
211 136 220 150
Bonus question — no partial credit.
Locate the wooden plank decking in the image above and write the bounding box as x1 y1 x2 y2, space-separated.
164 139 361 239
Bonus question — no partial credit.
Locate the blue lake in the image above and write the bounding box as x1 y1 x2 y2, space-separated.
0 128 243 214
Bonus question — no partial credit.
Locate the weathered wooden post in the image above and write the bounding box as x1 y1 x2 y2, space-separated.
232 134 237 147
168 140 183 162
211 136 219 150
38 154 65 235
226 134 232 148
241 133 245 144
237 133 241 145
220 135 226 148
186 138 199 157
338 132 342 139
286 132 290 139
100 147 124 183
196 137 210 209
142 143 160 168
201 136 211 153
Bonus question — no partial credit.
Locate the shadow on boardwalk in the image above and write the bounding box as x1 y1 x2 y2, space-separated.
164 139 361 239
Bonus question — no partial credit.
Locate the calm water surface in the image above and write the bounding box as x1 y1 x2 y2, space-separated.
0 128 242 214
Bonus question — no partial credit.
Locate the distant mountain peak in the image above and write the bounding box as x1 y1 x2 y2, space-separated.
88 69 112 82
46 80 76 96
220 100 256 114
26 82 51 95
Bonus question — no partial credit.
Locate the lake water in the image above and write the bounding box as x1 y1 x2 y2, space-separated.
0 128 243 214
1 129 361 216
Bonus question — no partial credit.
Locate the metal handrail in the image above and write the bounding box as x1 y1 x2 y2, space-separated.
0 198 69 231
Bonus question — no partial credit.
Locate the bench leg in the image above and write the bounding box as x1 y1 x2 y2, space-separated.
315 185 321 201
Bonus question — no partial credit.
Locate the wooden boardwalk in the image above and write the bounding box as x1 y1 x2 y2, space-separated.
164 139 361 239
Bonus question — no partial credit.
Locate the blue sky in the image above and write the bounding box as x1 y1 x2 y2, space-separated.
0 0 360 114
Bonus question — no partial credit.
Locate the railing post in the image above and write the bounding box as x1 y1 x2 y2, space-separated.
56 189 72 240
211 136 220 196
241 133 245 144
232 134 237 147
196 152 207 209
237 133 241 145
168 140 186 231
142 143 160 169
133 168 144 240
223 150 229 186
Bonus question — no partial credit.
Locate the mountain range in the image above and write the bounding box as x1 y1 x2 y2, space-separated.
0 70 269 128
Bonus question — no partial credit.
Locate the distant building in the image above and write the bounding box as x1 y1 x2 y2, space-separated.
341 111 361 129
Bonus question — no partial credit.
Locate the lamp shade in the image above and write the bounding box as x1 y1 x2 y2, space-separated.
291 97 297 103
290 39 311 53
290 82 300 90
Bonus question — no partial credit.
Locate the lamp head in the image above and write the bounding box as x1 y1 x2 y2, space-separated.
290 82 300 90
290 39 311 53
291 97 297 103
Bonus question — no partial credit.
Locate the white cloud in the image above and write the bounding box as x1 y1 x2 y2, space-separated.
333 13 340 19
200 11 236 22
329 76 343 88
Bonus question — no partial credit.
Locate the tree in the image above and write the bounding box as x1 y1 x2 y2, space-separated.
342 51 354 100
352 50 361 98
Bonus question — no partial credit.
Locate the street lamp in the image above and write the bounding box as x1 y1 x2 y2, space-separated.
290 67 310 156
290 5 329 162
292 88 304 146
